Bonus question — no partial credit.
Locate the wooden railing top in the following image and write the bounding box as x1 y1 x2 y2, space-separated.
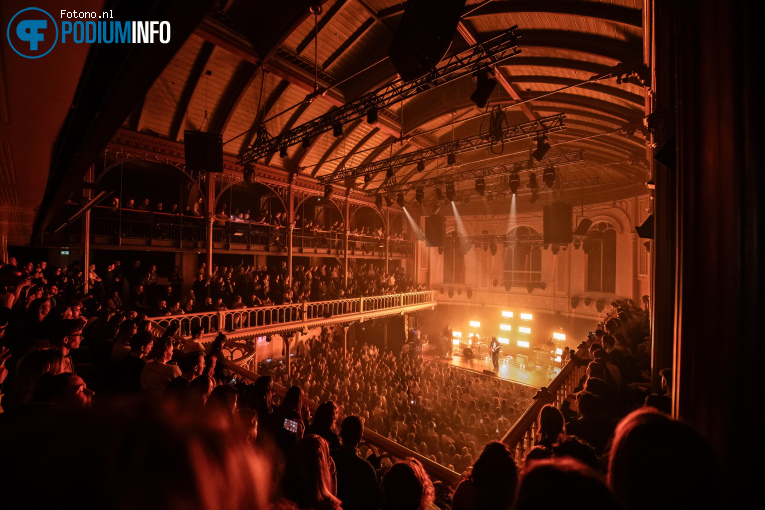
223 360 461 486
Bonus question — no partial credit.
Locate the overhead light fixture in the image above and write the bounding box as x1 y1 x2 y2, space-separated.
323 184 333 199
279 146 288 158
243 164 256 183
531 135 550 161
447 153 456 166
333 123 343 137
543 165 556 188
364 173 372 183
508 171 520 195
528 172 538 189
435 187 444 201
302 136 312 149
417 160 425 172
386 167 395 180
396 193 405 207
445 183 455 202
385 195 395 207
375 195 383 209
415 188 424 203
470 68 497 109
367 108 378 124
475 178 485 196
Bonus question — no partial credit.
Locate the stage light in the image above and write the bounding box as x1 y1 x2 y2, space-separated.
323 185 333 199
415 188 424 204
435 187 444 201
447 153 456 166
470 68 497 109
333 123 343 137
475 178 486 196
508 171 520 195
529 172 538 189
302 136 312 149
521 313 533 320
364 173 372 183
556 348 563 355
452 339 461 345
519 326 531 334
445 183 455 202
553 332 566 341
417 160 425 172
386 167 395 180
279 146 288 158
543 165 556 188
385 195 395 207
243 164 256 183
502 311 513 318
367 107 378 124
532 135 550 161
396 193 405 207
469 321 481 327
375 195 383 209
517 340 530 348
498 337 510 344
500 324 511 331
452 331 462 338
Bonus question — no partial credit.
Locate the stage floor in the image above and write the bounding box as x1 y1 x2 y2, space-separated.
422 353 560 388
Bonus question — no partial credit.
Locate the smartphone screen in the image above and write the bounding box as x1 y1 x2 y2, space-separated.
283 418 298 433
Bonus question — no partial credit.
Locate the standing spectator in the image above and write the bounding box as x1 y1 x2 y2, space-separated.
332 415 383 510
140 337 182 399
381 459 435 510
280 435 342 510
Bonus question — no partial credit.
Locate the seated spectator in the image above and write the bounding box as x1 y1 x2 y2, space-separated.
207 384 239 419
332 415 383 510
551 435 599 471
48 318 85 374
514 458 620 510
113 332 153 393
280 435 342 510
452 441 518 510
140 337 182 399
608 408 719 510
3 349 64 410
32 372 94 409
305 400 341 451
565 391 614 456
381 458 435 510
111 319 137 362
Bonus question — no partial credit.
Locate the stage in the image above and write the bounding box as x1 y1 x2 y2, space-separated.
422 351 561 388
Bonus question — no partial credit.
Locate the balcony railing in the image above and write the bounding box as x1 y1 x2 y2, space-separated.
150 291 436 337
500 359 587 462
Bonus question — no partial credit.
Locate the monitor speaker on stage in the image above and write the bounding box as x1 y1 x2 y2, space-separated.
425 214 445 247
184 131 223 173
387 0 467 82
544 203 573 244
483 369 497 376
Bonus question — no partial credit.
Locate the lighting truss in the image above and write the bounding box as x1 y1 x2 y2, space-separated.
240 28 520 164
371 150 584 195
320 113 566 184
443 176 602 204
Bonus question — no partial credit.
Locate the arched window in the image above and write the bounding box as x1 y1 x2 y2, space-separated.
443 232 465 284
585 222 617 293
503 227 542 286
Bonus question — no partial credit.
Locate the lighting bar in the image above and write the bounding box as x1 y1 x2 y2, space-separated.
502 311 513 318
498 337 510 344
555 356 562 362
241 28 520 164
520 313 533 320
556 348 563 355
443 175 600 204
500 324 512 331
519 327 531 334
372 149 584 195
320 114 566 184
453 339 461 345
553 332 566 341
453 331 462 338
518 340 530 348
469 321 481 327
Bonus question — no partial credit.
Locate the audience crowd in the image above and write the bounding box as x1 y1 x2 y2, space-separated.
0 254 719 510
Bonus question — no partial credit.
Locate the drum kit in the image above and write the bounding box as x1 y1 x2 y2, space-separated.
456 334 490 359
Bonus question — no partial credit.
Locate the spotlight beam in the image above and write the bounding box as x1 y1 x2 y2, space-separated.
402 207 426 241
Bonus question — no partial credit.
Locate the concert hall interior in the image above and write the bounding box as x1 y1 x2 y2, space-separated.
0 0 759 508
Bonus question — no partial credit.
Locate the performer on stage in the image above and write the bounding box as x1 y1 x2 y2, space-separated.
490 336 501 371
443 325 453 358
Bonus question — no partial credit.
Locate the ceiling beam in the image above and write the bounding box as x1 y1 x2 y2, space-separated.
168 41 215 141
323 18 376 70
209 62 260 135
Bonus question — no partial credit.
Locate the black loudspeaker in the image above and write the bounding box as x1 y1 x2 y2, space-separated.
388 0 468 82
425 214 445 247
184 131 223 173
483 369 497 376
544 203 574 244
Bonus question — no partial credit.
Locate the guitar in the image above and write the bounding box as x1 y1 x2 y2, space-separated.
491 343 501 354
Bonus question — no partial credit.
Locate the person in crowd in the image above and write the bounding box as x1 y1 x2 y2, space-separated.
280 434 343 510
3 349 64 410
332 415 383 510
207 384 239 419
381 458 435 510
140 337 182 399
535 404 565 449
164 351 206 401
271 385 306 454
452 441 518 510
113 331 153 393
31 372 94 409
305 400 342 451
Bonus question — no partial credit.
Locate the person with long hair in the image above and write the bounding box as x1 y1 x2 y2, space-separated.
381 458 435 510
280 434 342 510
305 400 341 451
452 441 518 510
271 385 305 454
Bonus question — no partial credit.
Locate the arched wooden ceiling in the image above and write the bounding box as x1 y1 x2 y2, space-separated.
125 0 649 203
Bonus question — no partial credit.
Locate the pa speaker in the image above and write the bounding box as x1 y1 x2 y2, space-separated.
388 0 467 82
544 203 573 244
184 131 223 173
425 214 445 247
